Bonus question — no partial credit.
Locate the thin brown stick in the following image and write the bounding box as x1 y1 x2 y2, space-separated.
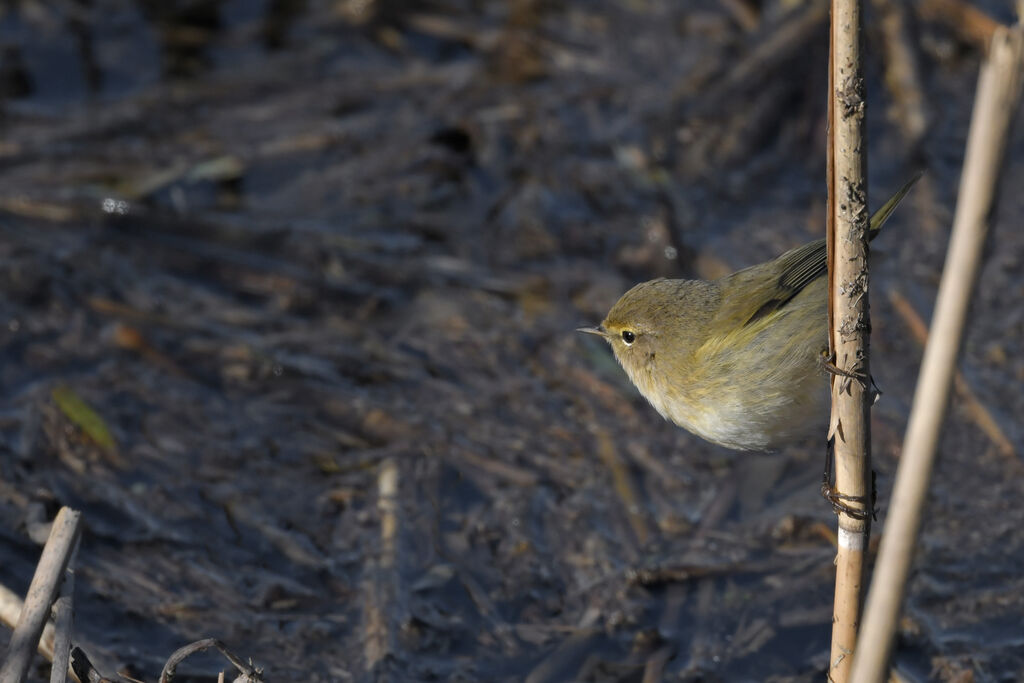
363 458 399 672
873 0 928 147
0 583 57 662
0 585 87 683
850 22 1024 682
49 540 79 683
451 445 540 487
0 507 82 683
592 424 651 548
919 0 1000 51
641 645 675 683
700 2 829 109
827 0 872 680
826 10 836 357
524 630 602 683
159 638 263 683
720 0 760 32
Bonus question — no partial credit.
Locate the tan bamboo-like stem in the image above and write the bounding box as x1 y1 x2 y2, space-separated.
827 0 871 680
0 584 57 663
0 508 82 683
850 23 1024 683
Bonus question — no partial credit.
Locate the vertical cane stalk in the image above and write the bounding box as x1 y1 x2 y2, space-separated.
827 0 871 680
850 21 1024 682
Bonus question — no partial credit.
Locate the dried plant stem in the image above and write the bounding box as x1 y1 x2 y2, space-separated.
49 540 79 683
0 584 57 663
873 0 928 147
850 23 1024 683
0 507 82 683
827 0 871 681
720 0 759 32
159 638 263 683
592 424 650 548
919 0 1000 51
364 458 400 672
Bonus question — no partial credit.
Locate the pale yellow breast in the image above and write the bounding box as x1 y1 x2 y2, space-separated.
631 282 829 451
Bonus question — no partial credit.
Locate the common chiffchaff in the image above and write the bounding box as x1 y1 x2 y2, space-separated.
579 177 919 451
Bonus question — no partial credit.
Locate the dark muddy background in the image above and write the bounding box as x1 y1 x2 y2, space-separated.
1 0 1023 681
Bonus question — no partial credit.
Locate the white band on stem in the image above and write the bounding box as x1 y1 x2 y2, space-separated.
838 526 865 551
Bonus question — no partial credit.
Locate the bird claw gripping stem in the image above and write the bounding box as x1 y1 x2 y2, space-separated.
820 350 871 392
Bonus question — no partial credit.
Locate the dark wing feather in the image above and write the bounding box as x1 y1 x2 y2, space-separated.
776 238 828 296
742 173 922 327
742 239 826 326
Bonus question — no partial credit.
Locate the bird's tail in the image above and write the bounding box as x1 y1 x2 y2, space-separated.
869 171 924 239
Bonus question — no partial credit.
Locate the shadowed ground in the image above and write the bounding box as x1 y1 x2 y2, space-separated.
0 1 1022 680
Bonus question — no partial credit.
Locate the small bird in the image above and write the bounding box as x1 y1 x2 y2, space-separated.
579 177 919 451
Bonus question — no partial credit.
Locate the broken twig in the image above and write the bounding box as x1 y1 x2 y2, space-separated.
0 507 82 683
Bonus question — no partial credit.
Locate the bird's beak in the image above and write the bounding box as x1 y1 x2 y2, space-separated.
576 325 608 337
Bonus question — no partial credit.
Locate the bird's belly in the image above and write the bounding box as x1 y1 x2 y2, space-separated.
644 359 828 451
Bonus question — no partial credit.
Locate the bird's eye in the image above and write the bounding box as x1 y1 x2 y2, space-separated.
621 330 636 345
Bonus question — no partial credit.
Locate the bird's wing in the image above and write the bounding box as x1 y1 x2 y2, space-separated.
775 238 827 300
738 238 826 327
738 173 922 327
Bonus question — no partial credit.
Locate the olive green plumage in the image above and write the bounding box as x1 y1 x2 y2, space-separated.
580 176 919 451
